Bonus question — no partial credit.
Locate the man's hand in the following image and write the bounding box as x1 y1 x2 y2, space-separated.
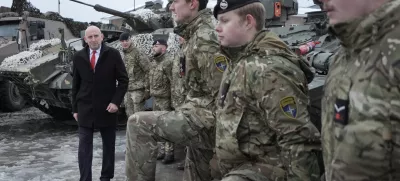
106 103 119 113
73 113 78 121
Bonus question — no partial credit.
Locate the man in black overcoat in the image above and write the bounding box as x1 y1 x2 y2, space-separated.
71 25 128 181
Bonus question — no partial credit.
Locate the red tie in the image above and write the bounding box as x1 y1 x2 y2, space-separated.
90 50 96 70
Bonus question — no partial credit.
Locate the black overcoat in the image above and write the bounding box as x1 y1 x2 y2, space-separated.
71 43 128 128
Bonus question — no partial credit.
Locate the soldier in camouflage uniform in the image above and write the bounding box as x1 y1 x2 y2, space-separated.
119 32 150 116
213 0 321 180
319 0 400 180
148 39 176 164
124 0 224 180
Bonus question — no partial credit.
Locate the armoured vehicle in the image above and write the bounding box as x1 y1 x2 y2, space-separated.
69 0 181 62
70 0 174 41
0 11 78 112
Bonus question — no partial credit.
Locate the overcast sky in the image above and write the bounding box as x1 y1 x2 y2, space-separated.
2 0 317 23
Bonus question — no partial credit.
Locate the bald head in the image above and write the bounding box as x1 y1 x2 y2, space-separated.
84 25 103 50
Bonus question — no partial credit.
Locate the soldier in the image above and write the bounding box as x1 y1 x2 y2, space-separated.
319 0 400 180
119 32 150 116
124 0 224 180
213 0 321 180
148 39 175 164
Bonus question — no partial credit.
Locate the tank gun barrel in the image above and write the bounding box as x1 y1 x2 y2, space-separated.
69 0 135 23
69 0 93 7
69 0 164 33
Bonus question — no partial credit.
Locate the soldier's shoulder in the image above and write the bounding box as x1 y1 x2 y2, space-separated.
193 25 218 46
241 54 294 71
162 55 174 65
239 54 305 83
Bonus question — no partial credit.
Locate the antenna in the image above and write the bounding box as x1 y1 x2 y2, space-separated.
58 0 61 14
134 0 136 11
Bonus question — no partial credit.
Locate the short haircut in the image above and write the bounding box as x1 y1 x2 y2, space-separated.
233 2 265 31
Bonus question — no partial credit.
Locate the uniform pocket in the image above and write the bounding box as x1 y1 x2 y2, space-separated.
330 123 392 180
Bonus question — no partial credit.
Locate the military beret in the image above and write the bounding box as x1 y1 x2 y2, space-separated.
119 32 130 41
153 39 168 46
213 0 261 19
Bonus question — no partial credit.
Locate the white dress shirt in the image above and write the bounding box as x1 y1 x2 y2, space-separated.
89 45 102 68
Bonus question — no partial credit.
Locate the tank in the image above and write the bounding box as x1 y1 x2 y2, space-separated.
69 0 174 37
70 0 181 60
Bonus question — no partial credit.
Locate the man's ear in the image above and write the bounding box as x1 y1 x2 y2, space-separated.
190 0 199 10
245 14 256 30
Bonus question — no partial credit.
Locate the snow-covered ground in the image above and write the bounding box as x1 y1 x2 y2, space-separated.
0 107 183 181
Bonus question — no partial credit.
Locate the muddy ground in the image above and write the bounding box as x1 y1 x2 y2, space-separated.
0 107 183 181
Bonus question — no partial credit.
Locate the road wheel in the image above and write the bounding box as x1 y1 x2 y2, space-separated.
0 80 26 112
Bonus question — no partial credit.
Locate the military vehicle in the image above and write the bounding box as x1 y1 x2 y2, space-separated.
0 10 79 112
70 0 174 39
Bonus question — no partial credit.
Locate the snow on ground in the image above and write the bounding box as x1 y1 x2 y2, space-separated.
0 107 183 181
0 108 126 181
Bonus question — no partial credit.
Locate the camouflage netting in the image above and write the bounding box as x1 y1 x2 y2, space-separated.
43 12 88 38
0 38 61 69
130 9 161 22
109 32 181 59
9 1 88 38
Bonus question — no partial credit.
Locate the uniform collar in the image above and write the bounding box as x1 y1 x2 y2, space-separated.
173 9 214 40
123 42 135 53
330 0 400 51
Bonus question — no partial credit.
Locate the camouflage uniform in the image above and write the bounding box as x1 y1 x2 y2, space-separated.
149 53 175 162
321 1 400 180
171 43 187 110
215 30 321 181
122 41 150 116
125 9 223 181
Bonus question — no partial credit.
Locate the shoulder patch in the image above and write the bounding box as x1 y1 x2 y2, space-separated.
214 55 228 72
279 96 298 119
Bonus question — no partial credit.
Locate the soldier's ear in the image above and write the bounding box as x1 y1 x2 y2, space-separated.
244 14 257 30
190 0 199 10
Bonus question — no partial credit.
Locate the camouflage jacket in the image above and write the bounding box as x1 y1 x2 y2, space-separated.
216 30 321 180
170 47 187 109
174 9 223 112
123 42 150 91
322 1 400 180
149 53 173 98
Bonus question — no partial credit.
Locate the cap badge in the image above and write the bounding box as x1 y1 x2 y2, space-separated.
220 0 228 10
